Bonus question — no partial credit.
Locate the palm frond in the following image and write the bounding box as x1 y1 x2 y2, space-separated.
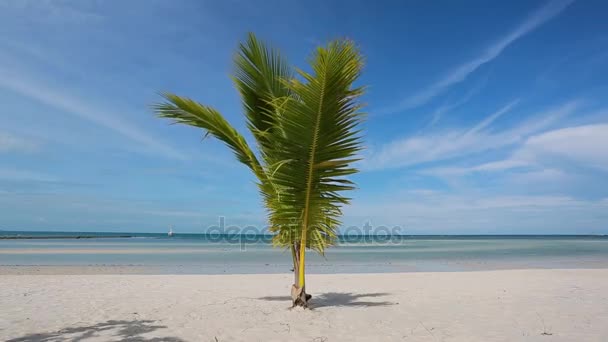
154 92 266 180
268 40 365 254
232 32 292 153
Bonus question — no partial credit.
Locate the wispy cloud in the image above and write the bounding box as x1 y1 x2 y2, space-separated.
427 77 488 127
517 123 608 171
0 0 104 23
464 99 521 135
381 0 575 114
0 69 187 160
0 191 264 231
421 159 529 177
0 132 37 153
0 168 56 182
425 122 608 177
364 100 578 170
344 191 607 234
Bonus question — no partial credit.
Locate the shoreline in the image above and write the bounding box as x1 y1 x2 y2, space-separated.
2 269 607 341
2 264 608 273
3 260 608 275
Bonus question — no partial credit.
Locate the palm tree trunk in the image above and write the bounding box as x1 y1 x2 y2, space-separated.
291 244 299 285
290 242 311 307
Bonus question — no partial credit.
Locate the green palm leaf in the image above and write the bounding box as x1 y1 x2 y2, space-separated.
267 40 365 288
233 33 292 154
154 93 266 181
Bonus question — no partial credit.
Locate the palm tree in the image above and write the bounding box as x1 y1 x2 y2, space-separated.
154 33 365 307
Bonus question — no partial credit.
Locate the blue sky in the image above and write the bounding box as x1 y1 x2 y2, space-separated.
1 0 607 234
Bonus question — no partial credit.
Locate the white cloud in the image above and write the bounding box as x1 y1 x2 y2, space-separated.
344 192 607 234
422 159 530 177
465 99 520 135
364 101 578 170
0 69 187 160
471 159 529 172
0 192 265 231
429 123 608 177
0 168 56 182
427 77 488 127
0 132 37 153
518 124 608 171
381 0 575 114
0 0 103 23
508 168 570 184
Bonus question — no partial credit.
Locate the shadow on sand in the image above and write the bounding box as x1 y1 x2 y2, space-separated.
7 319 186 342
258 292 396 308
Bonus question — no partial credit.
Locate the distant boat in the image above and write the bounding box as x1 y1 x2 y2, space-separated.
168 226 174 237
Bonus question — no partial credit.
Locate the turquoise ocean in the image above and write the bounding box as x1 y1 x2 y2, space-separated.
2 231 608 274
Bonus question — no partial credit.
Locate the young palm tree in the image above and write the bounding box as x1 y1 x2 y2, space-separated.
154 33 364 307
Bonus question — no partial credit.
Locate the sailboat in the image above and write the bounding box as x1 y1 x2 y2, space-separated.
168 225 174 237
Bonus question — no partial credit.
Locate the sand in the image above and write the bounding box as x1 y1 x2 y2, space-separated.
1 269 607 341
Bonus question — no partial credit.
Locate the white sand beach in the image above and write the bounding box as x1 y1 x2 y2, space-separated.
1 269 607 341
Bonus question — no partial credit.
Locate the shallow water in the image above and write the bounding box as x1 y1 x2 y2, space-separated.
2 231 608 274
